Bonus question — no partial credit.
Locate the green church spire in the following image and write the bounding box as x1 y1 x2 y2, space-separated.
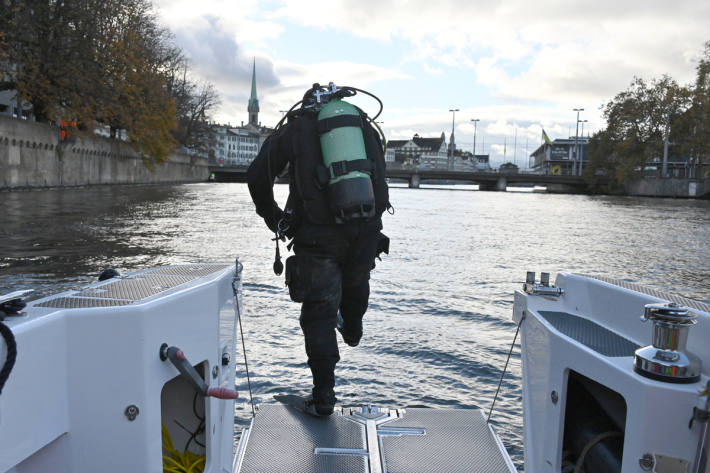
248 58 259 125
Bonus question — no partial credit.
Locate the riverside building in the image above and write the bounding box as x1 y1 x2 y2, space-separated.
530 137 589 175
386 133 448 168
212 60 273 167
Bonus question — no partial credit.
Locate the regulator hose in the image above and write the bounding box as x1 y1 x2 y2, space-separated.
338 86 384 120
0 320 17 396
281 84 386 151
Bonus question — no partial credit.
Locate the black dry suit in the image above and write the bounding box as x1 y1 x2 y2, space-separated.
247 107 390 401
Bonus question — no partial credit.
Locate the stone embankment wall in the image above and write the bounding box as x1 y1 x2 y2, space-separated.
0 116 208 190
626 178 710 199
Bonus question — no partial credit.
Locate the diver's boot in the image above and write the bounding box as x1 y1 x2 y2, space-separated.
305 387 336 416
336 312 362 347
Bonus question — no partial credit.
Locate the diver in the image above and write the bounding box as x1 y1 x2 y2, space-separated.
247 83 390 416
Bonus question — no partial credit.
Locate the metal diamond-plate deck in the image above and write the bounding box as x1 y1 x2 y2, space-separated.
77 274 194 301
539 310 640 357
149 264 231 277
586 275 710 314
35 297 133 309
34 264 232 309
380 409 514 473
239 404 366 473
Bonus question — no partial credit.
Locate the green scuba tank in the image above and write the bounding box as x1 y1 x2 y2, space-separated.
318 99 376 223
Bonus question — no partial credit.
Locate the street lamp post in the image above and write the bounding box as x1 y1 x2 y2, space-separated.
470 119 480 167
578 119 588 175
573 108 584 176
449 109 459 171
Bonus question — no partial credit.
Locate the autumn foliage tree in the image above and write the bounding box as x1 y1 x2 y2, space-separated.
165 57 220 156
0 0 218 164
682 41 710 164
586 42 710 190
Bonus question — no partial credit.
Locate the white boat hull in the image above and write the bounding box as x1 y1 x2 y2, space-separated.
515 273 710 473
0 264 240 473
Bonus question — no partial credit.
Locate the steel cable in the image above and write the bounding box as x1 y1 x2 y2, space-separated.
487 312 525 423
233 261 255 417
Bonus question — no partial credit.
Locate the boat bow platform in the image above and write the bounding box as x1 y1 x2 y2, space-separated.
234 404 516 473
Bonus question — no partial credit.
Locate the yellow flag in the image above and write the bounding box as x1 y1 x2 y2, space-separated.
542 129 553 145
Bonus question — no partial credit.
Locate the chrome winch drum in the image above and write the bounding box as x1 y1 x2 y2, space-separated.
634 302 702 383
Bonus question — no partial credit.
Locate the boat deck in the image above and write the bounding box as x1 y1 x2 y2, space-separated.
234 404 516 473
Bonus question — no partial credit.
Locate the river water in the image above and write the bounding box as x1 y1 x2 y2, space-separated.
2 183 709 470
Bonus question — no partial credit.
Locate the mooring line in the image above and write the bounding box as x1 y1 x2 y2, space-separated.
488 312 525 423
233 260 255 417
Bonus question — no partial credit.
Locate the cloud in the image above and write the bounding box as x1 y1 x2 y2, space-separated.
213 59 409 127
172 17 280 88
154 0 282 42
154 10 406 126
274 0 710 103
153 0 710 166
422 63 444 75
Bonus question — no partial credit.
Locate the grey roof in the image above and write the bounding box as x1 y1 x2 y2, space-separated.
387 140 408 149
413 136 444 151
387 135 444 152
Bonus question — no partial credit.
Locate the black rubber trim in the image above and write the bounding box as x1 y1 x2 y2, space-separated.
0 321 17 395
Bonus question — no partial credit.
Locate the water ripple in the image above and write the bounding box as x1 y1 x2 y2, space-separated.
2 183 709 472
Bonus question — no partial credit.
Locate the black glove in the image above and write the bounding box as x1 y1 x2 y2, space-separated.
265 206 284 234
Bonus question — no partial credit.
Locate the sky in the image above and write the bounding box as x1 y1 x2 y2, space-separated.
154 0 710 167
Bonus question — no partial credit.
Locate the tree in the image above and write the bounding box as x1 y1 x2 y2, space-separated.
0 0 77 121
164 53 220 155
678 41 710 165
170 77 220 154
0 0 220 165
585 76 691 189
92 0 178 162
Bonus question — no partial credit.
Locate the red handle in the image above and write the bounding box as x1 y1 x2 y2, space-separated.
206 387 239 399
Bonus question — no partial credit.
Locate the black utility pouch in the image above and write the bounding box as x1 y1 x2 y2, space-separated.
376 232 390 259
285 254 340 303
285 255 307 303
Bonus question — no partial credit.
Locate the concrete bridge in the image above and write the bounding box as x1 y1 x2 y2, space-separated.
209 164 593 193
385 167 591 193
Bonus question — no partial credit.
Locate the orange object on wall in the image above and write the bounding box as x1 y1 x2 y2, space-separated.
59 120 77 141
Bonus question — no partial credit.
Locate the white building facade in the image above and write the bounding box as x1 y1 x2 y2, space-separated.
211 60 272 167
213 125 265 166
387 133 448 168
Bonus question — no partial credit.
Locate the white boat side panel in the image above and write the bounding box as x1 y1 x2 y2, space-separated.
555 273 710 377
0 264 238 473
518 298 564 473
0 315 70 472
517 275 709 473
5 434 71 473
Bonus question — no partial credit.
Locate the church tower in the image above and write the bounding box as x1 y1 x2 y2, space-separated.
247 59 259 126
